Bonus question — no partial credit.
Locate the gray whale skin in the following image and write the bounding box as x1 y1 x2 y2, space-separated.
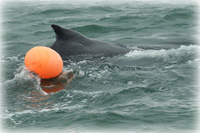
50 24 130 59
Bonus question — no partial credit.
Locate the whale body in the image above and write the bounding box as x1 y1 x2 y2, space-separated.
50 24 130 59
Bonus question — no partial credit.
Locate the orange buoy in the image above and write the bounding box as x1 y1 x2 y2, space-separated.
24 46 63 79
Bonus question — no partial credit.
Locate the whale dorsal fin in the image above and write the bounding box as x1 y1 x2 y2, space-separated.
51 24 82 41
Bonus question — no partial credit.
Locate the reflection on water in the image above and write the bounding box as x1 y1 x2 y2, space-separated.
3 68 75 111
26 69 74 109
41 70 74 93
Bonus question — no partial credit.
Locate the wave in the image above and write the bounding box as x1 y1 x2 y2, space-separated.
125 45 199 63
163 7 195 21
39 8 80 15
87 5 122 13
72 24 118 34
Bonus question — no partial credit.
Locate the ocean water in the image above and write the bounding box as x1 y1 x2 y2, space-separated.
1 0 199 132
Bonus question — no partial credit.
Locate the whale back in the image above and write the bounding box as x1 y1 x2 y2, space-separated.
51 24 83 41
50 24 130 59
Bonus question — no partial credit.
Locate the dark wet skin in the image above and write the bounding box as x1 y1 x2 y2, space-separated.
50 24 130 59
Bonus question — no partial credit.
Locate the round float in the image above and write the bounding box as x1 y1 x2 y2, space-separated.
25 46 63 79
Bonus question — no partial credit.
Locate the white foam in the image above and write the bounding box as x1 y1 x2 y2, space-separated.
125 45 199 59
77 70 85 77
72 90 105 100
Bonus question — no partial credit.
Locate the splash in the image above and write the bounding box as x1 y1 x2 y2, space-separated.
125 45 199 63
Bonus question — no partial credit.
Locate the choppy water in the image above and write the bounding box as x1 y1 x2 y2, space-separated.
1 0 199 132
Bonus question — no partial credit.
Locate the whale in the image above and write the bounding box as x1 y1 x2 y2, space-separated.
50 24 130 59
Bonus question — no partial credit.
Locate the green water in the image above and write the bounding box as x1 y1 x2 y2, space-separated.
1 0 199 132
